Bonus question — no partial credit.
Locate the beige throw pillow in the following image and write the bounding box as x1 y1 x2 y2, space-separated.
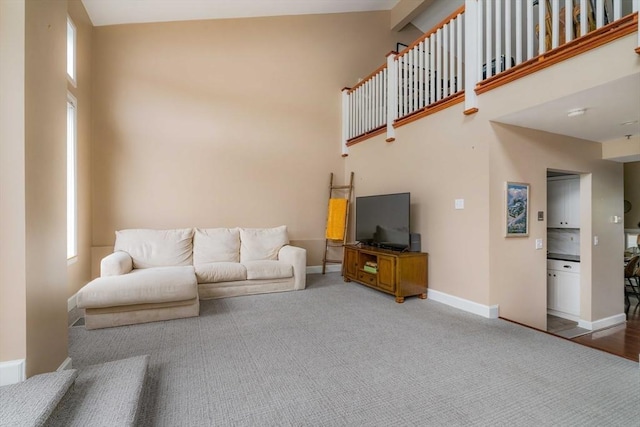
193 228 240 264
239 226 289 262
114 228 194 269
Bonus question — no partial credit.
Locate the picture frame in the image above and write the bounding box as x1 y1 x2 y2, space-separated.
396 43 408 53
505 181 530 237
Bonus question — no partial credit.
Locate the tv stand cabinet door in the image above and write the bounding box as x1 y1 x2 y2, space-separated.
376 255 396 292
344 247 358 281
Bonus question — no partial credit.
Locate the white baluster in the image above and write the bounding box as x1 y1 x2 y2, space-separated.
408 49 414 113
516 0 522 64
443 24 449 98
505 0 512 70
398 56 403 118
552 0 559 49
386 53 397 142
613 0 621 21
364 81 369 132
539 0 547 54
436 28 442 101
449 20 455 95
457 14 462 93
377 71 382 127
527 0 534 60
406 53 410 114
486 0 493 78
419 41 424 108
495 0 501 76
580 0 587 36
430 35 436 105
382 68 387 126
465 0 479 112
477 0 484 82
565 0 573 43
341 89 349 155
414 45 419 111
596 0 604 28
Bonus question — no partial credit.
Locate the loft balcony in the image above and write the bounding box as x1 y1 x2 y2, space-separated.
342 0 640 158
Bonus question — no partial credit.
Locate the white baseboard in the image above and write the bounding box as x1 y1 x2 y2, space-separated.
306 264 342 274
428 289 499 319
0 359 26 386
57 357 73 371
578 313 626 331
68 292 78 312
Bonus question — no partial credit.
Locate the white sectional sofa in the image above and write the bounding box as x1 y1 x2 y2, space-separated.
77 226 306 329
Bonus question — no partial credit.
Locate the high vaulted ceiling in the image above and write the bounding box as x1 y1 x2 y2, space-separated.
81 0 400 26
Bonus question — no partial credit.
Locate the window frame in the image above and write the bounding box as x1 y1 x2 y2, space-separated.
66 92 78 261
67 16 77 87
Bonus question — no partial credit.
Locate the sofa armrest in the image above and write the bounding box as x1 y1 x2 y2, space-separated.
278 245 307 290
101 251 133 277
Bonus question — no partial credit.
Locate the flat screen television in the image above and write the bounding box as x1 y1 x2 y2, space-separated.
355 192 410 251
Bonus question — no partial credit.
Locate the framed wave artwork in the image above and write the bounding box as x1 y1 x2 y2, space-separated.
505 182 529 237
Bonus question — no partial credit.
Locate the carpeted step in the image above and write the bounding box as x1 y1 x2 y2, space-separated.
45 355 149 427
0 369 78 427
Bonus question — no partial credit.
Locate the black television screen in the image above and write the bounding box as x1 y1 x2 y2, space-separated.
355 192 410 251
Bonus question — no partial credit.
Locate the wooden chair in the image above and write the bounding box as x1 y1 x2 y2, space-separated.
624 255 640 314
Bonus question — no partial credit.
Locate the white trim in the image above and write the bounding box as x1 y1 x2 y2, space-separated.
57 357 73 371
306 264 342 275
0 359 26 386
68 291 78 312
428 288 500 319
578 313 626 331
66 16 77 87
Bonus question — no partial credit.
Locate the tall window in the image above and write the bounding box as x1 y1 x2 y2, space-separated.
67 17 76 86
67 94 77 260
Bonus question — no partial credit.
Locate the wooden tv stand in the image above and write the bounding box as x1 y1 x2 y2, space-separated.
343 245 428 303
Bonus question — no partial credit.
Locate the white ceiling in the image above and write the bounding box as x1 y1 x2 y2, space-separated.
81 0 400 26
494 72 640 155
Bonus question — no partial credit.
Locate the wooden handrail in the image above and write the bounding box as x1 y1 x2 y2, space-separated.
346 126 386 147
396 4 466 59
394 92 465 128
476 12 638 95
348 62 388 94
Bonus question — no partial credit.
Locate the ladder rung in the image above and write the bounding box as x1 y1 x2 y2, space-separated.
331 185 352 190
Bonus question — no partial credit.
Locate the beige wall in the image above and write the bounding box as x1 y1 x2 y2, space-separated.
90 12 421 269
624 162 640 229
67 0 93 297
24 0 69 377
345 33 636 331
0 0 27 365
480 35 636 329
345 103 492 306
0 0 69 377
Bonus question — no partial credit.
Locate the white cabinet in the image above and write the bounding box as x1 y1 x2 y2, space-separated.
547 177 580 228
547 260 580 320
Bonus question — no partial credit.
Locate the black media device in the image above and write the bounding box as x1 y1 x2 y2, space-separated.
355 192 411 251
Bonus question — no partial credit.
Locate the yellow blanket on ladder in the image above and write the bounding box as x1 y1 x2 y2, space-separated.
325 198 348 240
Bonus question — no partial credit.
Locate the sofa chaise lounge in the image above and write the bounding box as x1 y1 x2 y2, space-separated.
76 226 306 329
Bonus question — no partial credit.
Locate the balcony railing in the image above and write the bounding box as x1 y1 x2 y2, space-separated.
341 0 639 153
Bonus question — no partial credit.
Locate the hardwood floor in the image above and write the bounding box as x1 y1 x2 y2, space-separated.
571 297 640 363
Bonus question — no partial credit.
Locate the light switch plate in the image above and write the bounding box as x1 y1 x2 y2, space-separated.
535 239 543 249
455 199 464 210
